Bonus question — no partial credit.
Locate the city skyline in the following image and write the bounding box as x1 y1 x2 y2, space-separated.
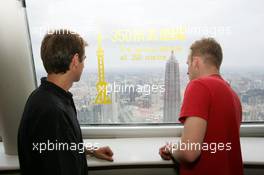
31 58 264 124
67 59 264 124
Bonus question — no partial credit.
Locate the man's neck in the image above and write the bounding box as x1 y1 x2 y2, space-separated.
47 74 73 92
199 67 220 78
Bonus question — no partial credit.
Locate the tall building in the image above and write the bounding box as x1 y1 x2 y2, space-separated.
101 92 120 123
92 91 120 123
163 51 181 122
129 90 136 104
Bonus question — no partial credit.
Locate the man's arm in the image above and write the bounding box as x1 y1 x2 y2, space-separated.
160 116 207 163
160 80 209 163
172 116 207 163
33 108 82 175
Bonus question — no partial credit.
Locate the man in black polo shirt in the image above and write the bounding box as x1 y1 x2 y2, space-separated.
17 29 113 175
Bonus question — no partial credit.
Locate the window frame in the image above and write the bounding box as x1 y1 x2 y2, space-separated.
81 122 264 139
24 1 264 139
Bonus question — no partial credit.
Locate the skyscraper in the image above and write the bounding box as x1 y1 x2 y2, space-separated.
163 51 181 122
101 92 120 123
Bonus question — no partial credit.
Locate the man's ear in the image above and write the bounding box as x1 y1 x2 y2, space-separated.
192 56 200 69
69 54 80 70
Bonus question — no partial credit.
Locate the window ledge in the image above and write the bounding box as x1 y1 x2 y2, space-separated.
0 137 264 171
81 123 264 138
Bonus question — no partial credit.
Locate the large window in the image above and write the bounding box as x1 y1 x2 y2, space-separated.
26 0 264 125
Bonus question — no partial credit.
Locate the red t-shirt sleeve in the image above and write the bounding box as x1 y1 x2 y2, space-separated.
179 80 211 123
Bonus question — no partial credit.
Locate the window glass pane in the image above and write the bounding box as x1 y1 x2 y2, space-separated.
26 0 264 124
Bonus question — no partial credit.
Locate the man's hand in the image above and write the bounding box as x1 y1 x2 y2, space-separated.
93 146 114 162
159 144 172 160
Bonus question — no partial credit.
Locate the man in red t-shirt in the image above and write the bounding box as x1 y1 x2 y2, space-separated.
159 38 243 175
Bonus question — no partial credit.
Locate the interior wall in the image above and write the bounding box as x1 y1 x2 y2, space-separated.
0 0 36 155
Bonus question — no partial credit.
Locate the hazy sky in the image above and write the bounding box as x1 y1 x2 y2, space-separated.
26 0 264 75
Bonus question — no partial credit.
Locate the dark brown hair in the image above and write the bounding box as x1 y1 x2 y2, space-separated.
40 29 87 74
190 38 223 69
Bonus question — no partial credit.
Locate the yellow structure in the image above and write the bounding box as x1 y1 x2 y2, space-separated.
95 33 112 104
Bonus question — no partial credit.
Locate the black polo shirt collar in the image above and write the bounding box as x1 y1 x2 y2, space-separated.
40 77 73 100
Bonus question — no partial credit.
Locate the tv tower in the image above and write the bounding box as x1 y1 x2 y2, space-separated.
95 33 111 104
